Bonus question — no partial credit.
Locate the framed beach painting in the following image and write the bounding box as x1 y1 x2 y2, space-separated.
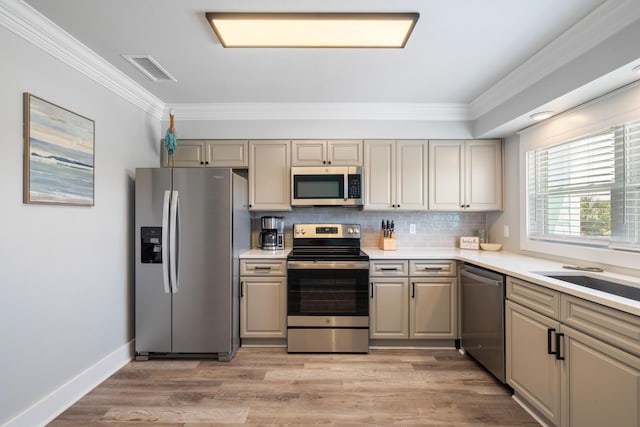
23 93 95 206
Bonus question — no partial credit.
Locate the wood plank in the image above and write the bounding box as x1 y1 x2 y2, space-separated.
50 348 538 425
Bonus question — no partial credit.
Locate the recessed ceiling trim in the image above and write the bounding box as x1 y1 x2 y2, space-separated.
470 0 640 120
205 12 419 48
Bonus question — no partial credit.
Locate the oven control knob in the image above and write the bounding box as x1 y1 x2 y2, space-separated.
301 229 306 235
347 227 354 234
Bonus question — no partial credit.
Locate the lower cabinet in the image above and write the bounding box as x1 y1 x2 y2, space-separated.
506 300 562 425
240 259 287 339
562 325 640 427
506 277 640 427
370 278 409 338
410 278 457 339
369 260 457 340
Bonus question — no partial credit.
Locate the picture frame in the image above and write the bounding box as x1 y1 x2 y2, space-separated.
459 236 480 250
23 93 95 206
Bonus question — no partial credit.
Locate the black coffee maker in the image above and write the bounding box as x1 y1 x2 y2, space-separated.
259 216 284 250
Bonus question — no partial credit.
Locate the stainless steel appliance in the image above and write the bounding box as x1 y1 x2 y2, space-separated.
460 263 506 383
135 168 250 361
291 166 363 206
287 223 369 353
259 216 284 250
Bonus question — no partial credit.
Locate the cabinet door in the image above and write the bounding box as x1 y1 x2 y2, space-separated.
410 278 457 338
249 141 291 211
465 140 502 211
327 140 363 166
364 140 395 210
562 325 640 427
428 140 463 210
370 278 409 339
205 140 249 167
396 140 428 210
240 277 286 338
506 301 561 426
161 139 206 167
291 140 326 166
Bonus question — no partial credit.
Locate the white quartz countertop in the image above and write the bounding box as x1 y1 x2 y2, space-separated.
240 248 290 259
363 247 640 316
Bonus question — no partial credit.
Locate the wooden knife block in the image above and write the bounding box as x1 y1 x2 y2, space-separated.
379 231 397 251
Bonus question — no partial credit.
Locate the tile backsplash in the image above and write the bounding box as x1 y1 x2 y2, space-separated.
251 207 487 249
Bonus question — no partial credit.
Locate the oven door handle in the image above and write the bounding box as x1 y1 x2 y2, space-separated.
287 260 370 270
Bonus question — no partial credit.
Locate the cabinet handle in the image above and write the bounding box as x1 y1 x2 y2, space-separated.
370 282 374 298
423 267 444 271
555 332 565 360
327 161 331 165
547 328 556 355
200 161 204 165
397 205 400 208
411 282 415 298
205 161 209 165
254 266 272 270
380 267 398 271
240 281 244 298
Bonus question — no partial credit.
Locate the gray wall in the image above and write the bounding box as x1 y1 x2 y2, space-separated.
0 26 160 425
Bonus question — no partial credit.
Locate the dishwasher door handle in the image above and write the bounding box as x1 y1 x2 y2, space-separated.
460 269 503 287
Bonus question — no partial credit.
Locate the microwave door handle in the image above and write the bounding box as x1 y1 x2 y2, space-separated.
344 174 348 201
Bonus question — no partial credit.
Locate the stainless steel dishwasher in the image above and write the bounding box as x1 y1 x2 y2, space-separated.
460 263 506 383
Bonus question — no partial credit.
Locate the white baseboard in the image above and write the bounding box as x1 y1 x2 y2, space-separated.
4 340 133 427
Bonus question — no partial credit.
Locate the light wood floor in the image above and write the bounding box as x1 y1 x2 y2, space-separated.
50 348 538 426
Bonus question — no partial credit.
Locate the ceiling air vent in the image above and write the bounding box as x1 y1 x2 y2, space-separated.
122 55 177 82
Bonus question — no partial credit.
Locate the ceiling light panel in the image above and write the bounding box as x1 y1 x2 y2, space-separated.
206 13 419 48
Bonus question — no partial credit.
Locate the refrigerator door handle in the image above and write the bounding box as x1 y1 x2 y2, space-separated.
161 190 171 294
169 190 180 293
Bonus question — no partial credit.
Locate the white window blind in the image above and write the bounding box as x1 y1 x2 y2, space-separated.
527 119 640 250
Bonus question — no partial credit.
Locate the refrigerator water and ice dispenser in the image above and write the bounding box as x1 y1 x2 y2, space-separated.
140 226 162 263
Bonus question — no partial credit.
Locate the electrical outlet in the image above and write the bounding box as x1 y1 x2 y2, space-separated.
503 225 510 238
410 224 416 234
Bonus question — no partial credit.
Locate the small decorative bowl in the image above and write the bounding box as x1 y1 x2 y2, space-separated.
480 243 502 251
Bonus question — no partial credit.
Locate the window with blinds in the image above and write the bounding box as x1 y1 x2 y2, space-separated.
527 118 640 250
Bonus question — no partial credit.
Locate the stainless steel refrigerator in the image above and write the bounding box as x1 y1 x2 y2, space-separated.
134 167 250 361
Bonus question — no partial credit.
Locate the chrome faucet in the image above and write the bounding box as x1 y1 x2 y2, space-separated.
562 265 604 273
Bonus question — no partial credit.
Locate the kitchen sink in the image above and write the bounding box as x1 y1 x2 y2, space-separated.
533 272 640 302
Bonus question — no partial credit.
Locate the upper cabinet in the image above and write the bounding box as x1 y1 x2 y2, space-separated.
291 140 363 166
161 140 249 168
428 139 503 211
364 140 428 211
249 140 291 211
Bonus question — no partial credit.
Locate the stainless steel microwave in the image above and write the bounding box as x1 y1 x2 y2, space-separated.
291 166 363 206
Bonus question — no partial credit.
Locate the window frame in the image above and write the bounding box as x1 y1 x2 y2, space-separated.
518 81 640 269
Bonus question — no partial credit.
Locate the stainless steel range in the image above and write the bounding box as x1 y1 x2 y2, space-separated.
287 223 370 353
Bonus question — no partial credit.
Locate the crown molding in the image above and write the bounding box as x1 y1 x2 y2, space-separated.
0 0 165 119
164 102 472 121
470 0 640 120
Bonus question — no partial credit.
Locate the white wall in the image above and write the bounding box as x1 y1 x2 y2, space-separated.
487 134 520 251
161 118 474 140
0 26 160 426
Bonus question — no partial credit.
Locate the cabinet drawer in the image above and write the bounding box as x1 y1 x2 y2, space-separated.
370 260 409 277
240 259 287 276
561 294 640 357
410 260 456 277
507 277 560 320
